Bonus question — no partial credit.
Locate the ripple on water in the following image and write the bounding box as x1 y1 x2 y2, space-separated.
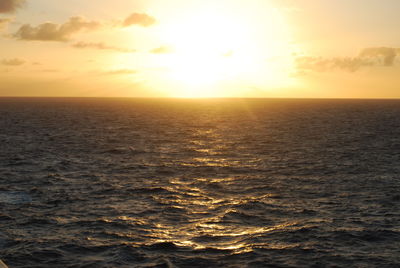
0 192 32 205
1 99 400 267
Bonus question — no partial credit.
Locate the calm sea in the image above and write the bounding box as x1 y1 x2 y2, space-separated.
0 98 399 267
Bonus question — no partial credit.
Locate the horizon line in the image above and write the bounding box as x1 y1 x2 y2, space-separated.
1 96 400 100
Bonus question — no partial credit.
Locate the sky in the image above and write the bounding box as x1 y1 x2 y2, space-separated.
0 0 400 98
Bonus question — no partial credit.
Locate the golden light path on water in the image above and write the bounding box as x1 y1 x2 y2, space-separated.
2 99 400 267
108 124 302 253
80 101 325 257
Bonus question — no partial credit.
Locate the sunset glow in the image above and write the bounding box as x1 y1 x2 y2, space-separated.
1 0 400 98
1 1 400 266
152 0 292 97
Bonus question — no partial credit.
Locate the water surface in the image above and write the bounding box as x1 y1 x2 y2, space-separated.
0 98 399 267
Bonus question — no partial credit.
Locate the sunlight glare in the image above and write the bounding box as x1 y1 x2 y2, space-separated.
155 0 292 97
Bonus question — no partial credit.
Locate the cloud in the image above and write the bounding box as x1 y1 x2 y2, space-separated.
14 16 101 42
296 47 400 73
39 69 59 73
123 13 156 27
100 69 138 75
359 47 400 66
1 58 25 66
295 56 371 73
72 41 135 53
0 18 12 30
13 12 156 41
222 50 234 57
0 0 25 14
150 46 173 54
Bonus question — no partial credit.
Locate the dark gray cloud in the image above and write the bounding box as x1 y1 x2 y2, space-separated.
150 46 173 54
296 47 400 73
1 58 25 66
72 41 135 53
123 13 156 27
0 0 25 14
15 16 101 42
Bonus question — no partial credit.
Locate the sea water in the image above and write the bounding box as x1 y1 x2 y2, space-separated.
0 98 399 267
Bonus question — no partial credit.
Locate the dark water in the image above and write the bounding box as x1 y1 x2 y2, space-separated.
1 98 400 268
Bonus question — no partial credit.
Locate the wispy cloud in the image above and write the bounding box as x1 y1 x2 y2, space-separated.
72 41 135 53
150 46 173 54
296 47 400 73
296 56 370 73
39 69 59 73
0 0 25 14
123 13 156 27
0 18 12 30
99 69 138 76
13 11 157 42
1 58 25 66
359 47 400 66
14 16 101 42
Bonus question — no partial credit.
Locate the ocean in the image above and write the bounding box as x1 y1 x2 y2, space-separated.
0 98 399 267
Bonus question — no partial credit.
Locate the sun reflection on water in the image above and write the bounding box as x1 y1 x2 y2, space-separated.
136 125 280 253
98 119 298 254
138 169 297 253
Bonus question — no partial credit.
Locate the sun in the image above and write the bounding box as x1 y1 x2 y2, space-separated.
152 0 293 97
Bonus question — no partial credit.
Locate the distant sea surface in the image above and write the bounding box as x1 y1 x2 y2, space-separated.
1 98 400 268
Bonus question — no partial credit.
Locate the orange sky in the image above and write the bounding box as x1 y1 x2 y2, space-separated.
1 0 400 98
